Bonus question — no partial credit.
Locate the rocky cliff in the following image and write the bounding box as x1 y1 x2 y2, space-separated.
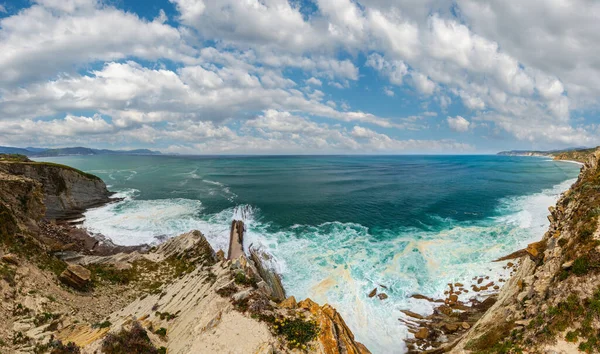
0 155 112 220
451 148 600 353
54 230 371 354
0 155 369 354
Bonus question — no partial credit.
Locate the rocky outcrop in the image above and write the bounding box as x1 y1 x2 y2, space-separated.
250 246 286 301
297 298 371 354
59 264 92 290
0 160 112 219
228 219 245 259
452 147 600 353
56 230 370 354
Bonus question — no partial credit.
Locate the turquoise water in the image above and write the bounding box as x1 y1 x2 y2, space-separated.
39 155 580 353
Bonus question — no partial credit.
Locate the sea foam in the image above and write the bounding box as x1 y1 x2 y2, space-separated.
81 177 576 353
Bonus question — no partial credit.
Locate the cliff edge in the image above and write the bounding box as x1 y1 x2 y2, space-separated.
0 154 112 220
452 148 600 353
0 154 369 354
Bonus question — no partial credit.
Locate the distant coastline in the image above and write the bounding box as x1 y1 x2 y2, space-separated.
497 147 594 164
0 145 161 157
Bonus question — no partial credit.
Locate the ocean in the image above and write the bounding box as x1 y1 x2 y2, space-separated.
38 154 581 353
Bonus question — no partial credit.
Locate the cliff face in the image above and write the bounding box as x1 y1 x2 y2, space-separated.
453 148 600 353
0 159 111 220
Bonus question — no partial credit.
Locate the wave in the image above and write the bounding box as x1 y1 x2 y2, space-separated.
81 177 575 353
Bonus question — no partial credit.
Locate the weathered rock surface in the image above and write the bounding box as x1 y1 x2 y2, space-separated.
59 264 91 290
59 230 370 354
0 160 112 219
298 298 371 354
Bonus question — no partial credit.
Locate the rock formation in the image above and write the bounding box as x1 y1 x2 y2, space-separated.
0 155 370 354
450 148 600 353
0 155 112 220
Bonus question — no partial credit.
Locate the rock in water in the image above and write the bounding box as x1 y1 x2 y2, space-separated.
59 264 91 290
377 293 388 300
228 220 245 260
368 288 377 298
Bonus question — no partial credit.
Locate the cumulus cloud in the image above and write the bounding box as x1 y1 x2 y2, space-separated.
447 116 471 132
0 0 598 152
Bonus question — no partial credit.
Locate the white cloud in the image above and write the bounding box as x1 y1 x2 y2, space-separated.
366 53 408 85
410 72 436 95
306 77 323 86
0 0 598 151
0 1 196 87
447 116 471 132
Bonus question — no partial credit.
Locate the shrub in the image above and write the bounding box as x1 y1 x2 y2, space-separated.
101 321 162 354
573 257 590 276
92 320 112 329
154 327 167 337
49 340 81 354
273 316 319 350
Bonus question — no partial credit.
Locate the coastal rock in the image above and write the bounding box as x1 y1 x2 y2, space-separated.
368 288 377 298
249 247 286 301
415 328 429 340
526 241 546 259
298 298 371 354
216 249 225 261
279 296 297 309
401 310 425 320
59 264 91 290
377 293 388 300
228 220 245 260
443 323 459 333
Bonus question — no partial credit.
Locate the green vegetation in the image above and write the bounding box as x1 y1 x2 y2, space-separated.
154 327 167 337
0 154 31 162
155 311 178 321
92 320 112 329
465 321 521 354
34 340 81 354
253 313 318 351
33 312 60 326
0 201 68 278
0 263 16 286
101 321 163 354
88 264 135 285
273 316 319 350
234 271 257 287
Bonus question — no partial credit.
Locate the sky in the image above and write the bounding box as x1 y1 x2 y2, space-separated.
0 0 598 154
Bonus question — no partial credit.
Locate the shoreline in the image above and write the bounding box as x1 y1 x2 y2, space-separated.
77 173 580 353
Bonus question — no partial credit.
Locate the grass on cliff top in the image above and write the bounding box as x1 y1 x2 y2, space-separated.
26 161 102 181
0 153 102 181
0 154 31 162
